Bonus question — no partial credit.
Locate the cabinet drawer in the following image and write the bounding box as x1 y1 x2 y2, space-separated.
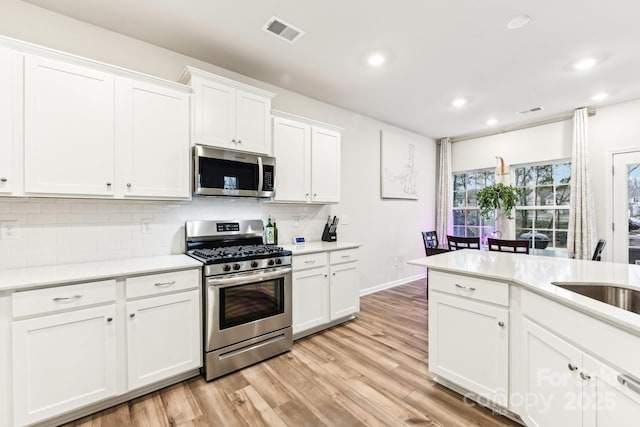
429 271 509 307
12 280 116 318
329 248 359 264
126 269 200 299
292 252 327 271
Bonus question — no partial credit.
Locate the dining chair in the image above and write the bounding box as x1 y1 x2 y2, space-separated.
487 238 530 254
592 239 606 261
422 231 449 256
446 235 480 251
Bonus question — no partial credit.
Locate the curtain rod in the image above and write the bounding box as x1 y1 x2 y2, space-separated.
448 108 596 143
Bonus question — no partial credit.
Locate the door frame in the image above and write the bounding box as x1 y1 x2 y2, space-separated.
608 148 640 263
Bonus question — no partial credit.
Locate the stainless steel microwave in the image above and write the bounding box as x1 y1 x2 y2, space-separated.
193 145 275 198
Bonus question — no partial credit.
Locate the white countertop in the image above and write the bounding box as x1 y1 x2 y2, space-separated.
0 255 202 293
281 241 360 255
408 250 640 334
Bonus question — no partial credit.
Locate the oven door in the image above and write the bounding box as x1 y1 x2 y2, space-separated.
205 266 292 351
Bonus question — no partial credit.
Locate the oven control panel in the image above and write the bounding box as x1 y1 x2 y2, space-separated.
204 255 292 277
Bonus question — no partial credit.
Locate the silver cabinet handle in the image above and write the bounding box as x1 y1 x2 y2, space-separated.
568 363 578 371
580 372 591 380
304 260 316 264
53 294 83 303
455 284 477 291
130 313 136 318
498 321 505 327
341 255 351 259
154 280 176 287
0 177 7 182
618 374 640 395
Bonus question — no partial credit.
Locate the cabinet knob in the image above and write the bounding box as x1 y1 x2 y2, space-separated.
130 313 136 318
580 372 591 380
332 272 336 276
324 274 328 278
314 193 317 197
237 139 242 143
232 138 237 143
568 363 578 371
126 183 132 188
107 317 113 322
498 321 505 327
305 193 309 197
0 177 7 183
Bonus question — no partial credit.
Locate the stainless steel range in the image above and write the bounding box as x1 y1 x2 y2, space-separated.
185 219 292 381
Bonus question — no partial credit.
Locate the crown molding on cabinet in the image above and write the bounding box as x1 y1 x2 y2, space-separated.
179 66 275 99
271 109 344 133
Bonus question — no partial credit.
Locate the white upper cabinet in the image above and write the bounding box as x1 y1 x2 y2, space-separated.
181 67 275 155
0 46 22 195
115 78 190 198
272 111 342 204
24 55 116 196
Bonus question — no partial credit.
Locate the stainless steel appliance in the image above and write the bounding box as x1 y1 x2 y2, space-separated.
185 219 292 380
193 145 275 198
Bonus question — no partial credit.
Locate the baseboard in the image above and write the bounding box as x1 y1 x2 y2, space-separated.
360 272 427 297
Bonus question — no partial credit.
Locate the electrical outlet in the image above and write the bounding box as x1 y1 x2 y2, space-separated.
0 221 20 240
141 219 152 234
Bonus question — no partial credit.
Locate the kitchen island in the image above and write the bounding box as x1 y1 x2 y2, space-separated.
408 250 640 427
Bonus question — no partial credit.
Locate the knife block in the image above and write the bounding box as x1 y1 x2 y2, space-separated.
321 223 337 242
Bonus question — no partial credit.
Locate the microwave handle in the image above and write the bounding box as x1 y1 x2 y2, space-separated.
257 156 264 192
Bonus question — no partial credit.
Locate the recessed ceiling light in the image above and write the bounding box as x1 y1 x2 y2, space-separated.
487 118 498 126
507 15 531 30
452 98 467 108
591 92 608 101
573 58 597 70
367 53 386 67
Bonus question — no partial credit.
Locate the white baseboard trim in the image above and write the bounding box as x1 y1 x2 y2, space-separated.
360 272 427 297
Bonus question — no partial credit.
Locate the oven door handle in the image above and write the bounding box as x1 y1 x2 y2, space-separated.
207 267 292 288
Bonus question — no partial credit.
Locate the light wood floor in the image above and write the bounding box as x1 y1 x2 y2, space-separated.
65 279 516 427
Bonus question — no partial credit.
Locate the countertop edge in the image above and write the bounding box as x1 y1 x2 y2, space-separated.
281 241 361 255
0 255 202 293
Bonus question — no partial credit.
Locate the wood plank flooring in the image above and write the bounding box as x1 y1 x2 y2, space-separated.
64 279 517 427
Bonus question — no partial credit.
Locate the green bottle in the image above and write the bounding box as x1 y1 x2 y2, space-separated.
265 216 275 244
273 218 278 245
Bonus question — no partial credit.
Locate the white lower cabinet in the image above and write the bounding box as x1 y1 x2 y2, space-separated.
429 289 509 407
291 248 359 337
522 318 640 427
12 305 117 426
126 289 200 390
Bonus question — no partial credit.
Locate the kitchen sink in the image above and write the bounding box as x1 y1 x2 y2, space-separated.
551 282 640 315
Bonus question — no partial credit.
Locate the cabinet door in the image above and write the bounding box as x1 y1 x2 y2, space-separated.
329 262 359 320
24 55 115 196
429 291 509 407
12 305 117 426
126 290 201 390
236 89 271 155
521 318 583 427
0 47 22 195
193 77 235 149
310 127 340 203
116 79 190 198
582 354 640 427
273 117 311 202
292 267 329 334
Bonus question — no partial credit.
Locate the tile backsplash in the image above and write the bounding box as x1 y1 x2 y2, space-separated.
0 197 331 269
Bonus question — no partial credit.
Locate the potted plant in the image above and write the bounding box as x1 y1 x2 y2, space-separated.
476 183 522 220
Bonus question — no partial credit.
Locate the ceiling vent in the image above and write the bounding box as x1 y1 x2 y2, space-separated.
517 106 544 115
263 16 305 43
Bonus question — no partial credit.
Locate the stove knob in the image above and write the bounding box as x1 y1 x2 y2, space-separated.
251 261 259 268
276 258 283 265
268 259 275 266
223 265 231 272
233 263 241 270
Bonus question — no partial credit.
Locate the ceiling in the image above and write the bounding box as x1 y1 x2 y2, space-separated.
21 0 640 139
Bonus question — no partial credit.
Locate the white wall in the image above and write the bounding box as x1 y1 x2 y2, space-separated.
0 0 436 293
450 99 640 261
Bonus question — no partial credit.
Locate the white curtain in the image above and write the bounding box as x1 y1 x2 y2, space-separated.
567 107 597 259
436 138 452 248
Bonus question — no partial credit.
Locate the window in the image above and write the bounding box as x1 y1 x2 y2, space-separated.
513 161 571 251
452 168 496 241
